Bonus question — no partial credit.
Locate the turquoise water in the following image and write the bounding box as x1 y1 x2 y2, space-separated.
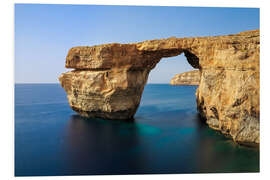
15 84 259 176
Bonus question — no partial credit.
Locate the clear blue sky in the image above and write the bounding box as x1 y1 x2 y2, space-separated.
15 4 259 83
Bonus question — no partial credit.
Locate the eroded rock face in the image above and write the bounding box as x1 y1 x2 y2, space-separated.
59 69 150 120
170 70 200 85
59 30 259 145
196 64 260 145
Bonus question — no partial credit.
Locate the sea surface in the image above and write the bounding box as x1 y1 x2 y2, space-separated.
15 84 259 176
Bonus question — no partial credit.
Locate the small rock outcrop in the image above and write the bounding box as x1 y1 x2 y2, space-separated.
170 70 200 85
59 30 259 145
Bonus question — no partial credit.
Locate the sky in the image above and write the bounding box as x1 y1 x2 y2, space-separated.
15 4 259 83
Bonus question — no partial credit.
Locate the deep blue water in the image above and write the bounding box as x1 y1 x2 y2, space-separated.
15 84 259 176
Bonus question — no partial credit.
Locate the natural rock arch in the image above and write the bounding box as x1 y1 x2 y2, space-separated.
59 30 259 145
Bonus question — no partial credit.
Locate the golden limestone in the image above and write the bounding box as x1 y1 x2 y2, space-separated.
59 30 259 145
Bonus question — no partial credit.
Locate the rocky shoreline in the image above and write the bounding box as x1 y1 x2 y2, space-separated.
170 70 200 86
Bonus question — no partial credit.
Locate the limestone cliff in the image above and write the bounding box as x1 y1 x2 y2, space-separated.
170 70 200 85
59 30 259 145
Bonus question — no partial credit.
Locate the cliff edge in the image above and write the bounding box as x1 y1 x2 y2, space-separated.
170 70 200 85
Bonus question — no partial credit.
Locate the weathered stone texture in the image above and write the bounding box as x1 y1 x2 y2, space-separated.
59 69 150 119
170 70 200 85
59 30 259 145
196 68 259 145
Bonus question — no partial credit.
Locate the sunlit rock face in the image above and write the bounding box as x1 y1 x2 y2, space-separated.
59 69 149 120
59 30 259 145
170 70 200 85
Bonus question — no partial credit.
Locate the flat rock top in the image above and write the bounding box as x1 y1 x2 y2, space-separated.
65 30 259 70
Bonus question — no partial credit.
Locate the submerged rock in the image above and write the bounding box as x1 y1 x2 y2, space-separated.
59 30 260 145
170 70 200 85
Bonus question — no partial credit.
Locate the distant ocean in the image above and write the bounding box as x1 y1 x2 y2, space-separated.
15 84 259 176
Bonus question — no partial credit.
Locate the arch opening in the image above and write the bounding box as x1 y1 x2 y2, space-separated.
136 50 201 122
147 49 200 84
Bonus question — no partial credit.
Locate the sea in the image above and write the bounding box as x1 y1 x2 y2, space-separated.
15 84 259 176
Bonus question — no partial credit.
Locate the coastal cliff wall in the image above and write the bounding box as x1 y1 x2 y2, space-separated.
59 30 260 145
170 70 200 85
